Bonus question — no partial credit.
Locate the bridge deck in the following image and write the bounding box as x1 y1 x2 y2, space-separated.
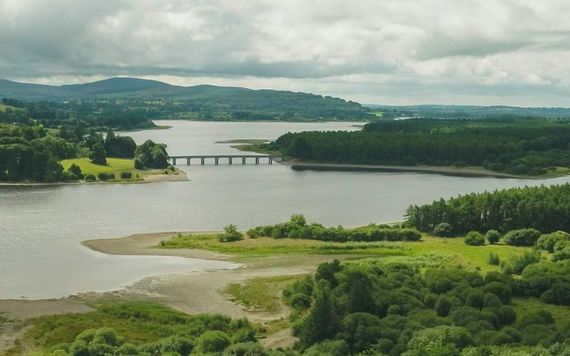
168 154 280 166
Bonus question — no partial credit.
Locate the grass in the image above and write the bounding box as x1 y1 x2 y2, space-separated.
60 157 153 182
159 233 530 271
225 275 302 312
24 300 199 349
159 234 405 258
231 143 280 155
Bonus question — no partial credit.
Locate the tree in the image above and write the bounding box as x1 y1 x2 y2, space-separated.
196 331 231 353
298 280 339 348
89 143 107 165
68 163 83 179
434 223 453 237
134 140 169 169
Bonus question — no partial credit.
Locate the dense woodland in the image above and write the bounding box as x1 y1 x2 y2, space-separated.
405 184 570 234
272 118 570 176
284 260 570 355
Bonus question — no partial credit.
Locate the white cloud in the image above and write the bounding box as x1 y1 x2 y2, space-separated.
1 0 570 105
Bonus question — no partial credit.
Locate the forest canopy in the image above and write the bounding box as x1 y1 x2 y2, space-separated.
270 118 570 176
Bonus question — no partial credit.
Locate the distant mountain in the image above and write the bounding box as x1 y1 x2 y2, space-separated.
0 77 370 121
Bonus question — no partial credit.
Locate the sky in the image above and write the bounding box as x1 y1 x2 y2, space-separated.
1 0 570 106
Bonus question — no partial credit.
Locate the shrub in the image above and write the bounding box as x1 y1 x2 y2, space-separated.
60 171 78 181
503 228 541 246
536 231 570 252
196 330 231 353
433 223 453 237
501 250 541 275
85 174 97 182
487 253 500 266
485 230 501 244
97 172 110 181
68 163 84 179
218 224 244 242
464 231 485 246
120 171 132 179
540 282 570 306
222 342 267 356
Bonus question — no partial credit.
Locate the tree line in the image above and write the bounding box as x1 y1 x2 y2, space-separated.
270 118 570 176
405 184 570 234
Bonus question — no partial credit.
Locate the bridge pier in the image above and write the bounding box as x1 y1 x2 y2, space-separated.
186 158 191 165
255 157 259 165
269 157 273 165
172 158 177 165
201 157 205 165
215 157 219 165
242 157 246 165
229 157 233 165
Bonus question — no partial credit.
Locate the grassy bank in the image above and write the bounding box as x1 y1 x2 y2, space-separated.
60 158 185 183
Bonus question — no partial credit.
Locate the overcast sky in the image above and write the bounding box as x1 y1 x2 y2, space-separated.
1 0 570 106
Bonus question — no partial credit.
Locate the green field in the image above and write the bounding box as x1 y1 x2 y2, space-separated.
159 233 529 272
60 158 146 182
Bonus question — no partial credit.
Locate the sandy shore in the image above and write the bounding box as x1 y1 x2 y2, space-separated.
0 169 188 187
83 232 339 320
1 231 344 351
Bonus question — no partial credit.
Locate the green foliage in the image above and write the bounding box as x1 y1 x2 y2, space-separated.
88 142 107 165
536 231 570 253
134 139 169 169
196 330 231 353
406 185 570 234
434 223 453 237
488 253 501 266
465 231 486 246
104 129 136 158
486 230 502 245
247 215 421 242
67 163 83 179
273 118 570 176
0 123 71 182
503 229 542 247
119 171 132 179
84 174 96 182
30 301 261 355
218 224 244 242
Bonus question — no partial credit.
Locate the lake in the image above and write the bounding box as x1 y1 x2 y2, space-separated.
1 120 569 299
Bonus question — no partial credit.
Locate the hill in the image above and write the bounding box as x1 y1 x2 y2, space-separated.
0 78 370 121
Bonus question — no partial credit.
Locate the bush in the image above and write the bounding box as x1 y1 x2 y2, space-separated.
68 163 84 179
487 253 501 266
120 171 132 179
503 228 541 246
536 231 570 252
196 330 231 353
501 250 541 275
85 174 97 182
97 172 111 181
540 282 570 306
433 223 453 237
218 224 244 242
485 230 501 244
465 231 485 246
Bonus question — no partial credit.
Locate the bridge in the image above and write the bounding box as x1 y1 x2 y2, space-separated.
168 154 279 166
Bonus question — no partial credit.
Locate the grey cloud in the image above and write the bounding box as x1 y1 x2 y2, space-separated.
0 0 569 105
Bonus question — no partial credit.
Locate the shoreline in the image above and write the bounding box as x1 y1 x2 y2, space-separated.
0 169 189 187
283 161 568 179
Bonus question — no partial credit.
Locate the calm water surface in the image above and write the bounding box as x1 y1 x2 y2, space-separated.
1 120 569 299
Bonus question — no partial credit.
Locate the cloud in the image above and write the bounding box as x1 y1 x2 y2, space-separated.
0 0 569 105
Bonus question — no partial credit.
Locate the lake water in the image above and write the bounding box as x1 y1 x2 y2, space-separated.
1 120 569 299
